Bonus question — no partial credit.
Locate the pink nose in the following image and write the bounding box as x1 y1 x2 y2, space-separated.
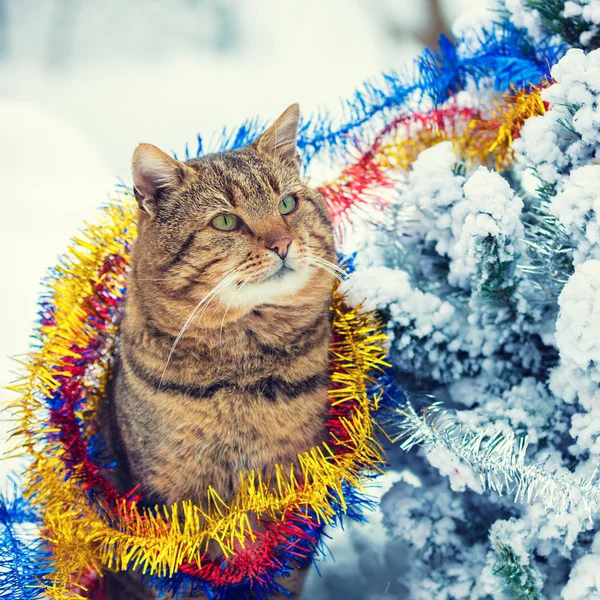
267 237 292 260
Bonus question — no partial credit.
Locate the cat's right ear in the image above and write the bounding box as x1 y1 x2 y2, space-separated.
255 104 301 170
131 144 190 218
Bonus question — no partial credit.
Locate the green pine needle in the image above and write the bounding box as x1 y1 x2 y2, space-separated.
523 0 600 48
493 542 544 600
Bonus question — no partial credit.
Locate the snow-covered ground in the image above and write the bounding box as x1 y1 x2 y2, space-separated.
0 1 487 597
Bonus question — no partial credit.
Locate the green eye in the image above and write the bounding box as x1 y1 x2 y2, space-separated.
278 195 297 215
212 214 238 231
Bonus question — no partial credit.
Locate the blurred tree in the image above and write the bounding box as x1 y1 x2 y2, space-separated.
0 0 241 68
46 0 80 68
422 0 453 48
0 0 6 60
361 0 453 54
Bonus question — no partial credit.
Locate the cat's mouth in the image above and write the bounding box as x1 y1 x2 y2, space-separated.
263 264 294 283
224 261 310 308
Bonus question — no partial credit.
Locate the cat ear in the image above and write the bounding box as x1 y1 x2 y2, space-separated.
131 144 189 217
255 104 301 169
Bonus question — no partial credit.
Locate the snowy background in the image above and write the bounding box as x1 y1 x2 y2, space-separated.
0 1 490 598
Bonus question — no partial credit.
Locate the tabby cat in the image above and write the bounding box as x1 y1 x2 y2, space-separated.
102 104 336 599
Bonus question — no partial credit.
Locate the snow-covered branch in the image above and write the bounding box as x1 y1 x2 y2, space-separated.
393 402 600 517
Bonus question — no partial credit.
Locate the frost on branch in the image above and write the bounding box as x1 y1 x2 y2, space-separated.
380 479 495 600
500 0 600 48
345 12 600 600
550 260 600 456
402 142 467 266
550 165 600 265
400 144 525 297
561 531 600 600
482 518 544 600
554 260 600 374
454 168 524 312
515 48 600 188
344 143 551 387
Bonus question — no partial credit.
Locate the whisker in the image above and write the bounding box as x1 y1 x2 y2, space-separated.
218 277 252 348
193 289 225 345
311 265 344 282
305 248 345 274
196 265 253 343
310 255 346 276
307 259 344 282
308 256 345 282
191 268 253 344
159 268 240 387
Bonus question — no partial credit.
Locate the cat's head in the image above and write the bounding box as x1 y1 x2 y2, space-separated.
130 104 335 319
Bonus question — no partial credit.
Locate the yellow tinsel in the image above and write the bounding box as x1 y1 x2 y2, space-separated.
455 82 550 171
8 192 389 598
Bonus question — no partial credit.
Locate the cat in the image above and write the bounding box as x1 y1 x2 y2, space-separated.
101 104 336 599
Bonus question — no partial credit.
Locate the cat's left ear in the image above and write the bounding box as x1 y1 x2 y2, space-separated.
255 103 301 170
132 144 191 218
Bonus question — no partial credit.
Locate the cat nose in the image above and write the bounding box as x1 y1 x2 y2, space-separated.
267 237 292 260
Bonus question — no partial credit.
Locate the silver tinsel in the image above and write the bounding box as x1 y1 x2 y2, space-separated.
393 402 600 517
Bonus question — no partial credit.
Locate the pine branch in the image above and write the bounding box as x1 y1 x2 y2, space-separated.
392 402 600 516
523 0 600 48
519 179 574 297
492 542 544 600
471 234 518 320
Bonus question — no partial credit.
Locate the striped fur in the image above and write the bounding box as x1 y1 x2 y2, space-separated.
102 106 334 598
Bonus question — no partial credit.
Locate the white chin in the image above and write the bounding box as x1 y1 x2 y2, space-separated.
223 267 312 309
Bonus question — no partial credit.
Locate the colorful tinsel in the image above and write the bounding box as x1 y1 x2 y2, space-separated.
319 81 550 226
5 191 389 599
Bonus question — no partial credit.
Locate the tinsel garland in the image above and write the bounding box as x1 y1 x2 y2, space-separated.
182 23 561 230
318 82 549 226
195 24 561 165
0 486 52 599
393 403 600 517
5 192 390 599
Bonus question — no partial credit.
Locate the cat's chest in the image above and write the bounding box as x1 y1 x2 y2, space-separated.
147 387 327 503
159 387 323 462
119 309 331 503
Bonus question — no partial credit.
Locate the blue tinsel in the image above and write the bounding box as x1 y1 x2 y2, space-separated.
0 485 48 600
187 24 564 166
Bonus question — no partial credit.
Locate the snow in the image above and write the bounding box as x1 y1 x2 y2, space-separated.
393 144 524 291
555 260 600 372
562 552 600 600
339 265 456 337
563 0 600 45
404 141 468 261
551 165 600 264
452 167 523 289
454 377 562 445
425 447 483 493
381 481 490 599
515 48 600 188
551 260 600 456
503 0 545 40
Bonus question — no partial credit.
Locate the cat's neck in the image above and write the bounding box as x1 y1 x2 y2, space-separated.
121 269 333 364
